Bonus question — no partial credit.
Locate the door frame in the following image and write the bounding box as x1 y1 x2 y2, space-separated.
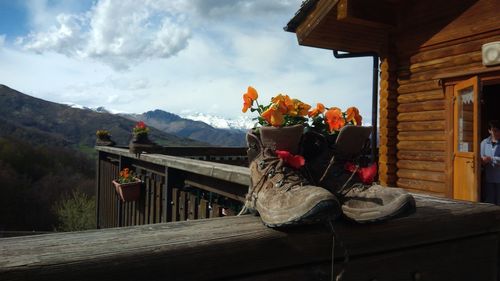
444 70 500 201
452 76 480 201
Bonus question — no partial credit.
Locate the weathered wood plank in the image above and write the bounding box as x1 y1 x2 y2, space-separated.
397 110 445 122
397 150 445 162
397 159 445 172
397 178 446 193
397 90 444 104
398 121 445 132
1 195 500 281
398 100 445 113
397 140 445 151
96 147 250 187
397 131 446 141
397 169 445 182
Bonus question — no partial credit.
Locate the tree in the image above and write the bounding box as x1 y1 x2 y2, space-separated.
54 190 96 232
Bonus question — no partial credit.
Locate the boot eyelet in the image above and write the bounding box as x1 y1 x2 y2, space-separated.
268 168 275 178
258 160 265 169
276 179 284 187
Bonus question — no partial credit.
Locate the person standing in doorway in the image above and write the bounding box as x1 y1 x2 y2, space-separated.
481 120 500 205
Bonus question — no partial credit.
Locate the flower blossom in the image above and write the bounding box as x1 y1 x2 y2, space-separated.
242 86 258 113
325 107 345 132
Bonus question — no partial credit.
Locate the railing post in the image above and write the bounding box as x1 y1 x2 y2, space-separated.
95 150 101 229
164 167 184 222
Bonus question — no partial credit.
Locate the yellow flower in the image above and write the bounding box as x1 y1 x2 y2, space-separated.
261 105 285 127
242 86 258 113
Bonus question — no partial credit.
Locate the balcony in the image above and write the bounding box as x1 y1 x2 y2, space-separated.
2 146 500 280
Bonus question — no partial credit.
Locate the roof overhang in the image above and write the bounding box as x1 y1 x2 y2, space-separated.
285 0 397 54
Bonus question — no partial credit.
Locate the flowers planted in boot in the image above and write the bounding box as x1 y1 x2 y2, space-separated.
242 132 341 228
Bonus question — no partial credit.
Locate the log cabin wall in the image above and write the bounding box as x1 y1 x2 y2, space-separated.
387 0 500 196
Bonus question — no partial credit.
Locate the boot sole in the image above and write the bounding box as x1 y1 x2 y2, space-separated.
264 199 341 228
341 194 416 223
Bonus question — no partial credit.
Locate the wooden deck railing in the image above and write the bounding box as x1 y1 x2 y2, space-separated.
2 195 500 281
96 146 249 228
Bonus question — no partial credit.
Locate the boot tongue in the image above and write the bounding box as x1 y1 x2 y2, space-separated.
259 125 303 154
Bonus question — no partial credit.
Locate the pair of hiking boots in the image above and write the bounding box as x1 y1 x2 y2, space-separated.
240 126 415 228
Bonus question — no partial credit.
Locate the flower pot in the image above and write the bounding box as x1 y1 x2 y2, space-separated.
112 179 142 202
96 135 115 146
129 133 158 154
259 124 304 154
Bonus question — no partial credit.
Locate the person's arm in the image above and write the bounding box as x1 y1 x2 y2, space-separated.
481 139 492 165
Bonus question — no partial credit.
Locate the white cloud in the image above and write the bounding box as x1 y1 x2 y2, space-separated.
21 0 191 70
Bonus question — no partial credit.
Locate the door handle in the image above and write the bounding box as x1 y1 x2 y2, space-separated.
466 160 474 169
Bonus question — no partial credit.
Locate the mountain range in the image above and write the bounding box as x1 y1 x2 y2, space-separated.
0 84 206 150
121 110 247 147
0 84 250 151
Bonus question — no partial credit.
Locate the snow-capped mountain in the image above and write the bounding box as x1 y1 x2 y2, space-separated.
181 113 255 131
60 102 126 114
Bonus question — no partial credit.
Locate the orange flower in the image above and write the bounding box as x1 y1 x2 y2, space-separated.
346 106 362 125
271 94 293 114
242 86 258 113
288 99 311 117
308 103 325 117
261 105 284 127
325 107 345 132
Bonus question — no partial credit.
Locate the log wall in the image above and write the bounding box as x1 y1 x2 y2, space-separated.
384 0 500 196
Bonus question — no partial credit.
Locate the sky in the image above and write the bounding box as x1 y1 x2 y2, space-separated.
0 0 374 124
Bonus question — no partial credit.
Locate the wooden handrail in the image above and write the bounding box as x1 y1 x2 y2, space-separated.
2 195 500 281
96 146 250 186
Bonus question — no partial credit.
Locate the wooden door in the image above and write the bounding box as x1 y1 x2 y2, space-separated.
453 77 480 201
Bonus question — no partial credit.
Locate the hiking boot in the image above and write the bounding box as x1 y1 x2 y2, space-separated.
301 126 415 223
241 131 341 227
341 184 416 223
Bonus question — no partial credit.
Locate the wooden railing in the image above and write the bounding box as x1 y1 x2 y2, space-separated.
96 146 249 228
2 195 500 281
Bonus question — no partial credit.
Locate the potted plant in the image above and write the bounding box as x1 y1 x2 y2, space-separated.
129 121 158 155
242 86 311 155
95 130 116 146
112 168 142 202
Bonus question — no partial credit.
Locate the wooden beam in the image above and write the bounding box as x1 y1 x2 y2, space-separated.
337 0 396 28
2 196 500 281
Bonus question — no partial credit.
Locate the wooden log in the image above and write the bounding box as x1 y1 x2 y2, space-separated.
408 51 482 73
379 173 398 186
397 110 444 122
379 98 397 110
397 131 446 141
401 61 483 83
378 164 397 175
397 168 445 182
397 140 445 151
398 100 445 113
397 178 446 193
379 108 398 119
407 33 500 64
398 120 445 131
397 150 445 162
378 145 398 155
398 79 441 94
397 90 444 104
397 160 445 172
